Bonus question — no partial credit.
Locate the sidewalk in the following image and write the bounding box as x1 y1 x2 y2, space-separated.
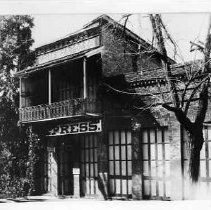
0 195 91 203
0 196 211 210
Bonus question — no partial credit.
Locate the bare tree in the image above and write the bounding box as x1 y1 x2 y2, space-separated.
149 14 211 182
101 14 211 182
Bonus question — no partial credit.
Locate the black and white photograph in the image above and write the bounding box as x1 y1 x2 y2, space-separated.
1 1 211 209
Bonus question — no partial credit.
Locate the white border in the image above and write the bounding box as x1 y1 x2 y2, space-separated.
0 0 211 15
1 1 211 210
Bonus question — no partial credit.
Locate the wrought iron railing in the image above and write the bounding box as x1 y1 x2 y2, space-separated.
19 97 98 123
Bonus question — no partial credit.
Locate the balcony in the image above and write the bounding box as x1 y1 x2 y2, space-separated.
19 97 98 123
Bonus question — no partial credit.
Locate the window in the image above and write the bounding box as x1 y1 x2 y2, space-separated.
200 126 211 183
81 134 99 196
108 131 132 198
141 128 170 200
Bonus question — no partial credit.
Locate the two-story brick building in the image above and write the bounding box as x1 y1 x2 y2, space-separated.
15 15 211 200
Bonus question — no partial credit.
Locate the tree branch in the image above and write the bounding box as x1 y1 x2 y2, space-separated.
190 41 204 52
150 14 180 108
194 16 211 125
195 80 209 125
162 103 193 131
184 75 209 115
181 65 204 107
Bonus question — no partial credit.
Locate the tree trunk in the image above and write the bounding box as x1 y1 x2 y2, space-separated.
150 14 211 183
188 129 204 182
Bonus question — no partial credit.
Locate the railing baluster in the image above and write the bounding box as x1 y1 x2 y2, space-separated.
38 106 40 120
47 105 49 119
50 104 53 118
29 107 32 121
31 107 34 121
19 97 96 123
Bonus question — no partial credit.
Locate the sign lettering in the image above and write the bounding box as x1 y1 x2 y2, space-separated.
48 119 102 136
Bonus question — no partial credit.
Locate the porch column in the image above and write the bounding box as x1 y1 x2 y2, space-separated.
83 57 87 99
72 168 80 198
48 69 52 105
19 78 22 108
131 117 142 200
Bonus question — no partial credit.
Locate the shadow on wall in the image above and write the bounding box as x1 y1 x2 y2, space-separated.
98 172 108 200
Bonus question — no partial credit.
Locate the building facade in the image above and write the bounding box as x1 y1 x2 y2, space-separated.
16 15 211 200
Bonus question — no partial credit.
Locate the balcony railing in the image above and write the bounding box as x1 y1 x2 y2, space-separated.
19 97 98 123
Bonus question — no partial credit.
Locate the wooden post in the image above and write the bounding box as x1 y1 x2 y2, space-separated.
131 117 142 200
83 57 87 99
72 168 80 198
97 131 108 200
19 78 22 108
48 69 52 105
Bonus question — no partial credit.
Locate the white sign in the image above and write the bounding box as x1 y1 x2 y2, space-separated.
72 168 80 175
48 119 102 136
37 36 100 65
47 147 55 152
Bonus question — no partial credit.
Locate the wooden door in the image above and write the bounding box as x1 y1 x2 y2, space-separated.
58 143 73 196
141 128 171 200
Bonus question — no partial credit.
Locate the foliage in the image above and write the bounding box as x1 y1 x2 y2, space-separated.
0 15 37 198
0 15 34 105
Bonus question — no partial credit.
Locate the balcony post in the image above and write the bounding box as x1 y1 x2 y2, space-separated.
48 69 52 105
19 78 22 108
83 57 87 99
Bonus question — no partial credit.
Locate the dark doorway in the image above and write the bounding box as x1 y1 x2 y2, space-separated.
57 136 80 196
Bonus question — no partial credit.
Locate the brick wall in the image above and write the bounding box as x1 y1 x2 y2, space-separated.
168 113 183 200
101 26 162 77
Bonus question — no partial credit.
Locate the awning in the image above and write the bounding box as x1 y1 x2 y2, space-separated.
15 46 104 77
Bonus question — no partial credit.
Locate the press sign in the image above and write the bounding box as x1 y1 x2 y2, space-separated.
48 119 102 136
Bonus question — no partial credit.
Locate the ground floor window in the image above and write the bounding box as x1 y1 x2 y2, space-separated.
141 127 171 200
182 126 211 198
200 126 211 185
108 130 132 198
80 134 99 196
